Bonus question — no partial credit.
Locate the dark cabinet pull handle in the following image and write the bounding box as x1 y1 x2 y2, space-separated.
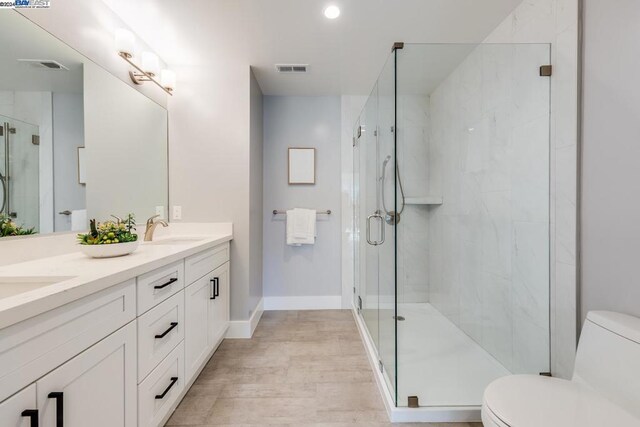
214 277 220 297
155 377 178 399
155 322 178 339
154 277 178 290
48 392 63 427
21 409 39 427
210 278 218 300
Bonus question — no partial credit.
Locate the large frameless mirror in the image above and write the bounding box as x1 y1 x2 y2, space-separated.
0 12 168 237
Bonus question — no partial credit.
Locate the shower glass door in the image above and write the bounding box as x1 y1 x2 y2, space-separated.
377 52 397 402
358 82 380 357
354 51 398 404
394 43 551 408
355 42 551 415
0 115 40 231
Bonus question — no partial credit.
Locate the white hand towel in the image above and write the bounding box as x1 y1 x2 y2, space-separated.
292 208 315 239
286 210 300 246
71 209 87 231
286 208 316 246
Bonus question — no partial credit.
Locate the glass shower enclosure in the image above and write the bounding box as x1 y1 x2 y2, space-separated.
353 43 551 415
0 115 40 231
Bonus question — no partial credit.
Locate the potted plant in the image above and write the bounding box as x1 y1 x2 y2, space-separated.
77 213 139 258
0 214 36 237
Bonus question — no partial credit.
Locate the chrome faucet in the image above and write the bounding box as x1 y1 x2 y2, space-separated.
144 215 168 241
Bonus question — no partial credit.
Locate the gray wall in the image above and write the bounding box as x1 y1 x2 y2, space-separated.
53 92 85 232
249 69 264 315
169 61 254 322
263 96 342 299
581 0 640 321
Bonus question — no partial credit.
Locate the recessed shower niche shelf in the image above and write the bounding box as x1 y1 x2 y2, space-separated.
404 196 443 206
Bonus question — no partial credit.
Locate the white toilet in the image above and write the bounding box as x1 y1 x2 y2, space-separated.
482 311 640 427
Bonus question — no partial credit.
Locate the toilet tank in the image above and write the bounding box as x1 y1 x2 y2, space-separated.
573 311 640 418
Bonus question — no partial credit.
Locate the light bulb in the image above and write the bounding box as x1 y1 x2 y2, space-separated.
115 28 135 58
324 5 340 19
160 69 176 91
141 51 160 77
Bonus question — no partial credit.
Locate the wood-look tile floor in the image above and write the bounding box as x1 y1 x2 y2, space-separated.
166 310 483 427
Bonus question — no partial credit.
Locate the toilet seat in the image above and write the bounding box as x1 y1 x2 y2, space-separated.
482 375 640 427
482 403 510 427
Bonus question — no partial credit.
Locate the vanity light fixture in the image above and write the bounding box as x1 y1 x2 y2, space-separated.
115 29 174 96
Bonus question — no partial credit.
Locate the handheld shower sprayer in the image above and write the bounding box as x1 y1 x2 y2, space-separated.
382 155 392 168
380 155 392 182
381 154 405 225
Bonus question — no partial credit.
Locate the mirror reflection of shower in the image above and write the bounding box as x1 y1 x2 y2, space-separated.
381 154 405 225
0 116 40 230
0 122 16 218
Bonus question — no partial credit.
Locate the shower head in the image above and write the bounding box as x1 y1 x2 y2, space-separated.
380 155 392 183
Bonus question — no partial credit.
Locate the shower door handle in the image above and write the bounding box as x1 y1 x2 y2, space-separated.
376 213 385 245
366 213 385 246
366 214 375 245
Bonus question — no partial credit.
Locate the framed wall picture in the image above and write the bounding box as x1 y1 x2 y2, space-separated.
288 147 315 185
77 146 86 185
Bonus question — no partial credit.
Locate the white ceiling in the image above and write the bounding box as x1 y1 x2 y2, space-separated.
0 13 83 93
102 0 523 96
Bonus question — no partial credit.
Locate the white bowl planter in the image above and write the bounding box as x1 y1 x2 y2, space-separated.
79 240 139 258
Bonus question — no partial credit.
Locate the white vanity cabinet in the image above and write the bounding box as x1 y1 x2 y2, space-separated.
209 262 230 349
37 322 137 427
0 280 137 427
185 273 213 379
184 246 230 380
0 240 231 427
0 385 36 427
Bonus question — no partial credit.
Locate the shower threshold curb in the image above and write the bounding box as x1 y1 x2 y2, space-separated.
350 306 482 423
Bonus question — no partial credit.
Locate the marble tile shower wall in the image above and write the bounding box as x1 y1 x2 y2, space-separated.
481 0 579 381
396 95 430 304
426 44 551 374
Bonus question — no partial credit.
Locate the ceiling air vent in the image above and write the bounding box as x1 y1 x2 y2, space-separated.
275 64 308 73
17 59 69 70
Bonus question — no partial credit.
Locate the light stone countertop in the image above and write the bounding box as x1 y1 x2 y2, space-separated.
0 223 232 330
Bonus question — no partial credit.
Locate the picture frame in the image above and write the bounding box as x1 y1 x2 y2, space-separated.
288 147 315 185
77 146 86 185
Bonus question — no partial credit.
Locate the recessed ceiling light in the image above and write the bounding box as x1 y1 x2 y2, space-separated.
324 5 340 19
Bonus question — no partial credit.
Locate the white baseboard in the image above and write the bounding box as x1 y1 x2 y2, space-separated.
226 298 264 338
263 295 342 311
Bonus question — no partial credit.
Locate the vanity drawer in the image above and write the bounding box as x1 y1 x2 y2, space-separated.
138 290 185 382
138 341 185 427
137 260 184 315
185 243 229 285
0 280 136 403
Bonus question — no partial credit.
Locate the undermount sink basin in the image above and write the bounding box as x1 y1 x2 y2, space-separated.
147 236 205 246
0 276 76 299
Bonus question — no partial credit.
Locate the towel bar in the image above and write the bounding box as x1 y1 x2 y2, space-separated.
272 209 331 215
